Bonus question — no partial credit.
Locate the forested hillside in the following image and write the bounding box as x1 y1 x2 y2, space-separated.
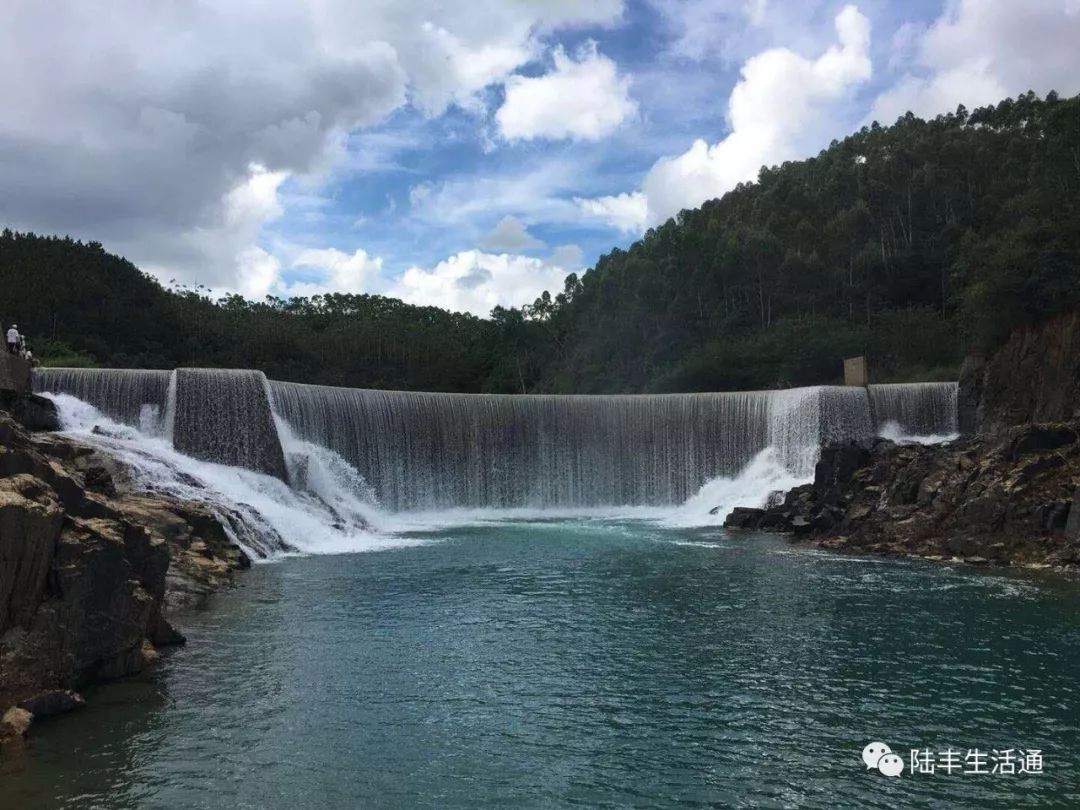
528 91 1080 392
0 234 493 390
1 91 1077 393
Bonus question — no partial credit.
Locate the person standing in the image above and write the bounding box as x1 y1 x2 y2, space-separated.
6 324 19 355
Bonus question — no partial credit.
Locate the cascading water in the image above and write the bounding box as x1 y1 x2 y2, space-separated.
44 393 399 558
33 368 961 545
34 368 171 433
170 368 288 479
868 382 959 439
268 382 881 511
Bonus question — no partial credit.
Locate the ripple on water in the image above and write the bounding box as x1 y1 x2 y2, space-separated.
7 523 1080 809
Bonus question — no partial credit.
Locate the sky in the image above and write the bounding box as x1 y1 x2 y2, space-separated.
3 0 1080 317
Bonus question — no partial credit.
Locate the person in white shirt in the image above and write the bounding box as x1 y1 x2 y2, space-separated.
6 324 20 355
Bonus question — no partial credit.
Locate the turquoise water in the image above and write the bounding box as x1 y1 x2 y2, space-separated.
5 521 1080 809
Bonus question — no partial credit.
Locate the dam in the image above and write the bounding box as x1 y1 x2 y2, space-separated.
35 368 958 512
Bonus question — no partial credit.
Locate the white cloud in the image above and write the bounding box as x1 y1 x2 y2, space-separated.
235 247 283 299
644 5 870 226
389 250 571 316
479 216 544 251
407 161 585 228
408 183 433 208
496 41 637 141
551 243 585 269
288 248 383 297
0 0 625 294
142 164 289 296
575 191 648 233
581 4 870 231
870 0 1080 124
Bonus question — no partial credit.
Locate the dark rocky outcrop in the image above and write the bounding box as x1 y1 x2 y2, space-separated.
0 390 59 432
0 409 248 750
0 353 31 394
965 312 1080 434
724 424 1080 567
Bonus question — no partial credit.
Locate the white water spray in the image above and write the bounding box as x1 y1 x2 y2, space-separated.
47 394 418 557
36 370 961 549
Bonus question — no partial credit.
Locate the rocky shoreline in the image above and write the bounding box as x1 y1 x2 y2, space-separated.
0 399 248 751
723 422 1080 569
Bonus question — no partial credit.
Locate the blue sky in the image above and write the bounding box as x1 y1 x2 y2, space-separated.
3 0 1079 315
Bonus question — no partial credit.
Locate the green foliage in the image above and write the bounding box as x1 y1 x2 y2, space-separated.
37 340 97 368
1 91 1077 393
531 91 1080 391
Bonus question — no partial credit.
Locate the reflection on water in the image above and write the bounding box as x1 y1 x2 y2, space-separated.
5 523 1080 809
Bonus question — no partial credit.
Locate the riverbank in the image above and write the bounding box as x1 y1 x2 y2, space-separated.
0 401 248 751
723 422 1080 569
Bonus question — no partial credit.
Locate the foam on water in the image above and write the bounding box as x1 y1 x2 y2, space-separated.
876 419 959 446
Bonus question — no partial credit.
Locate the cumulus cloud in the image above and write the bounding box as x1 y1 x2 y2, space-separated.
496 41 637 141
551 244 585 269
575 192 648 233
0 0 624 295
648 0 771 61
388 250 571 316
407 161 585 228
479 216 545 251
870 0 1080 124
578 5 871 231
642 5 870 226
287 248 383 297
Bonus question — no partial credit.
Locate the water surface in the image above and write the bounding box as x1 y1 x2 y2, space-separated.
5 522 1080 809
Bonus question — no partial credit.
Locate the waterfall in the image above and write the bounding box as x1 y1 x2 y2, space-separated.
34 368 958 517
868 382 959 436
34 368 170 433
170 368 288 480
269 382 877 511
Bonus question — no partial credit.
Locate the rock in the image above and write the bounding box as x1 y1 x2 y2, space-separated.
1009 425 1079 459
0 391 60 431
1036 501 1070 533
759 510 793 531
724 507 764 530
765 490 785 509
979 311 1080 433
1066 487 1080 542
1 707 33 739
965 556 990 566
16 690 85 718
790 515 812 534
813 443 871 494
0 410 248 723
743 416 1080 570
0 475 64 632
957 354 985 435
140 640 161 668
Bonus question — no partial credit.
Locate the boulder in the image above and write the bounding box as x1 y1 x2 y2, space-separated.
1 707 33 741
723 507 764 530
16 690 85 718
1009 425 1079 459
0 391 60 431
